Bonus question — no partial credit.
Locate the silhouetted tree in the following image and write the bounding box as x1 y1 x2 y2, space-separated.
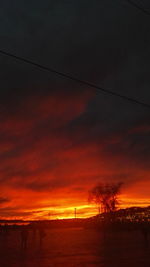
89 182 123 213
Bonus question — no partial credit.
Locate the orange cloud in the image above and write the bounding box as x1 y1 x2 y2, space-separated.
0 90 150 220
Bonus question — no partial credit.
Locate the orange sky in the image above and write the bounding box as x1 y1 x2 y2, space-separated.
1 0 150 221
0 90 150 220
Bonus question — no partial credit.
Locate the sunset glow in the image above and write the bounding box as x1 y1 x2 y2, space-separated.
0 85 149 220
1 2 150 267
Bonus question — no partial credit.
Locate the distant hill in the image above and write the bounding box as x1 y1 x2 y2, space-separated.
0 206 150 227
94 206 150 221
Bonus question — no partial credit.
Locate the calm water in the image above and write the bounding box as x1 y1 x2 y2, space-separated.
0 228 149 266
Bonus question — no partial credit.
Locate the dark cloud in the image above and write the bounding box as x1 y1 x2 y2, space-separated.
0 0 150 97
0 197 10 204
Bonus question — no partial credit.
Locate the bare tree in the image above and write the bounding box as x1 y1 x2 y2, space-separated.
89 182 123 213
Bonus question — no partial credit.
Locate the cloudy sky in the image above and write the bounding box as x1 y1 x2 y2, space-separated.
0 0 150 219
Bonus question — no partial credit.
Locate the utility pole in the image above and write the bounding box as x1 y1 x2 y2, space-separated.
98 206 101 215
74 208 77 219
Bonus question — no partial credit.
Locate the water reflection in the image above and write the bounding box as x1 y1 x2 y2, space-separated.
0 226 149 266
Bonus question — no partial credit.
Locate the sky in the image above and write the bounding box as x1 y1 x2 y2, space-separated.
0 0 150 220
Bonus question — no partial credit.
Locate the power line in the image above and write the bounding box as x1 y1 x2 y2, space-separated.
0 49 150 109
125 0 150 16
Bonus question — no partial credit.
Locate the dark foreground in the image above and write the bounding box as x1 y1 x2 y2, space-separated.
0 227 149 267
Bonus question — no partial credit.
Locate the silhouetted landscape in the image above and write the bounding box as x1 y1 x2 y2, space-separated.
0 206 149 266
